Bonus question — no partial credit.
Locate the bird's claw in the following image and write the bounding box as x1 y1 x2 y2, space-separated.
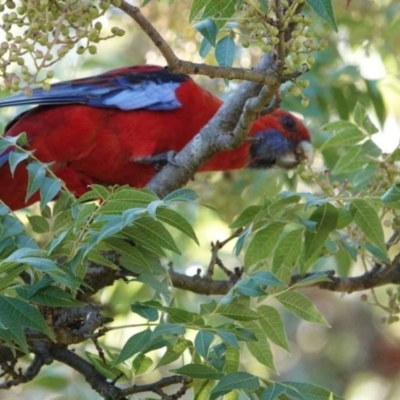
133 151 179 171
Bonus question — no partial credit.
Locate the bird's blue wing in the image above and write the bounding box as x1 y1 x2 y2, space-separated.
0 66 187 111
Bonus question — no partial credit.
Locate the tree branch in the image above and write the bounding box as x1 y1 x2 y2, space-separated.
119 1 280 85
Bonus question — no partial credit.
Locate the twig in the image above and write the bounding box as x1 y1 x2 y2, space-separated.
120 375 187 397
119 0 281 85
207 228 243 279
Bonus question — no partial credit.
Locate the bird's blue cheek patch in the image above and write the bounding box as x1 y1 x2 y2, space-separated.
248 129 294 169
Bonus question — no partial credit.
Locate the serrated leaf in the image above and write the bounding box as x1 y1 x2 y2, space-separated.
320 124 365 150
258 305 290 352
304 203 338 264
103 237 160 272
230 205 263 229
350 199 386 255
245 222 285 268
277 291 329 325
16 286 84 307
210 371 259 400
306 0 337 31
113 329 152 365
332 146 365 174
215 35 236 67
0 295 55 352
217 303 260 321
242 320 276 371
156 208 199 244
124 216 180 254
163 188 198 202
195 330 214 358
203 0 236 20
272 229 303 274
173 364 224 380
164 307 205 325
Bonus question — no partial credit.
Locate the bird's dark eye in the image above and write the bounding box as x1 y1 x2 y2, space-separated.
281 115 296 130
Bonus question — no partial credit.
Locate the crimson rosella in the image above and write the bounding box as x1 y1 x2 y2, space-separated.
0 65 313 210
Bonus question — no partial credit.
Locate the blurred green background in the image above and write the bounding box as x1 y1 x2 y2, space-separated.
1 0 400 398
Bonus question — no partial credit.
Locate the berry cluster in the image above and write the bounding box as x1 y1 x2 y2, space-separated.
0 0 125 93
238 0 328 107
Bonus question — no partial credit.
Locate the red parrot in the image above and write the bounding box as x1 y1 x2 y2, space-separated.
0 65 313 210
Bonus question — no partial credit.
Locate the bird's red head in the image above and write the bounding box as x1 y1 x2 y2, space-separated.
248 109 313 170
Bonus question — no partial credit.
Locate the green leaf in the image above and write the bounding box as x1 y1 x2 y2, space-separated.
217 303 260 322
215 329 239 349
245 222 286 268
157 339 191 367
40 177 62 210
26 162 46 202
258 305 290 352
350 199 387 255
124 216 180 254
306 0 337 32
132 353 153 376
16 286 84 307
210 372 259 400
163 307 205 325
0 295 55 352
85 352 129 381
215 35 236 67
304 203 338 265
189 0 210 21
195 330 214 358
8 151 29 175
282 381 344 400
130 302 159 321
382 185 400 210
242 320 276 371
194 18 218 46
199 37 212 58
103 237 162 273
203 0 236 20
163 188 198 202
261 383 287 400
152 323 185 338
332 146 365 174
113 329 152 365
28 215 50 234
235 271 285 297
173 364 224 380
230 205 263 228
272 229 303 274
277 291 329 325
320 122 365 150
156 208 199 244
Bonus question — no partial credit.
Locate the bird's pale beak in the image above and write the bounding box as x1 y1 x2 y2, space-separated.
296 140 314 164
